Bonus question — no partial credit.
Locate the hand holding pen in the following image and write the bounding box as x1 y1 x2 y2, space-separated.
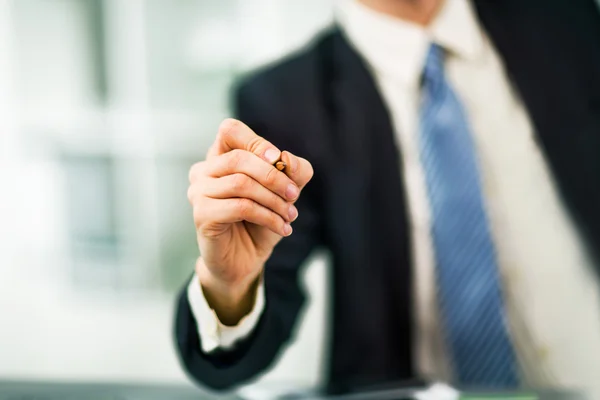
187 118 314 325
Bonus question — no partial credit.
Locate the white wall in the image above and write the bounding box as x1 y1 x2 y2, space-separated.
0 253 329 388
0 0 334 393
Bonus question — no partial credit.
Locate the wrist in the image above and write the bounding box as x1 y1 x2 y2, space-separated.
196 258 261 325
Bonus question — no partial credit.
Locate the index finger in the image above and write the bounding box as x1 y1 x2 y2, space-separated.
207 118 281 165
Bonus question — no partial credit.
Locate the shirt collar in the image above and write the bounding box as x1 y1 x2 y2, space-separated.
337 0 485 86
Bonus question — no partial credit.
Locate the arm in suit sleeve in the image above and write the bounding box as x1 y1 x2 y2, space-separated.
174 78 325 391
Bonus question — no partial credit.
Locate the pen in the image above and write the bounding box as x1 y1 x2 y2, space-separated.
274 160 287 171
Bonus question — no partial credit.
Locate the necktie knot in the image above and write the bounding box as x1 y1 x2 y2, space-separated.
422 43 446 86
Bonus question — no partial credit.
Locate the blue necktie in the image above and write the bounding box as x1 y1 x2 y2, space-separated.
419 43 519 387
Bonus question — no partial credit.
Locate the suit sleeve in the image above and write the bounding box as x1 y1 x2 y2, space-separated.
173 79 325 391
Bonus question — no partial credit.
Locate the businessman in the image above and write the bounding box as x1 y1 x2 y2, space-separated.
177 0 600 395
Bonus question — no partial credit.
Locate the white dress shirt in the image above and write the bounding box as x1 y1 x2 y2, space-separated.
189 0 600 395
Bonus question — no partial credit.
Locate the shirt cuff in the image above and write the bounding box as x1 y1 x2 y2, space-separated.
187 273 265 354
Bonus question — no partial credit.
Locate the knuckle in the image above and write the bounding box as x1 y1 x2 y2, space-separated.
231 173 250 192
235 198 252 218
227 149 245 170
247 136 264 154
267 211 282 232
267 210 279 226
264 165 279 186
192 205 204 228
188 162 204 183
272 195 288 216
218 118 239 139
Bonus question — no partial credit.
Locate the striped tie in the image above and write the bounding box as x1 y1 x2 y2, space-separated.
419 43 519 387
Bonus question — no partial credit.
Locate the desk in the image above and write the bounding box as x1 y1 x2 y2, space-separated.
0 380 238 400
0 380 586 400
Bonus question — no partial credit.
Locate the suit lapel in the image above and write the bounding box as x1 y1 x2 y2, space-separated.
322 30 415 375
324 29 413 274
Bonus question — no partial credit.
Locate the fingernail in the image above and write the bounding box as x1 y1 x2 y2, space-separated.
264 148 280 164
286 184 299 200
288 205 298 221
283 223 293 236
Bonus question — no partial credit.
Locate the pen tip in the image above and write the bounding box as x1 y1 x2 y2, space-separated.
275 161 287 171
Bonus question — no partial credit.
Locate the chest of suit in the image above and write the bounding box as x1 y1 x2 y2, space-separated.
316 0 600 287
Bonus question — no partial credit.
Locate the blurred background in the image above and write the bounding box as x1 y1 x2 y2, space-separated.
0 0 335 392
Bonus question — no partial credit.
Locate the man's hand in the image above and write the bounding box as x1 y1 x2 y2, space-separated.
187 119 314 325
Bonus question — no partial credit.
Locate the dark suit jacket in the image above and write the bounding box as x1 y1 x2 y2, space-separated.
175 0 600 393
